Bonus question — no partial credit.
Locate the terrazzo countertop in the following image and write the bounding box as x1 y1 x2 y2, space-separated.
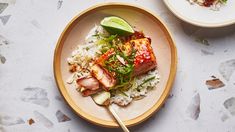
0 0 235 132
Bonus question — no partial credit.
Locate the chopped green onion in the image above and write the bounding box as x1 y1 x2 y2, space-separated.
137 76 155 89
95 32 137 91
85 47 90 51
119 90 128 97
110 82 129 90
219 0 227 3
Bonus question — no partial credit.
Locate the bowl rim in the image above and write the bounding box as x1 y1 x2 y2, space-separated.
163 0 235 28
53 2 177 128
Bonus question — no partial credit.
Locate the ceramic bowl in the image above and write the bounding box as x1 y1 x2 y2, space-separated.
54 3 177 128
164 0 235 27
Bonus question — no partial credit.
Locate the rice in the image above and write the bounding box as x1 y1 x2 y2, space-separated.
67 25 160 106
66 25 102 84
110 69 160 106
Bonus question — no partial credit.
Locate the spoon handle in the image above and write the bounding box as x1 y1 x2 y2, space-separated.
108 105 130 132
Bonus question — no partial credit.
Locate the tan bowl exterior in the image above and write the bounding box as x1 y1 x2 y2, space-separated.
53 3 177 128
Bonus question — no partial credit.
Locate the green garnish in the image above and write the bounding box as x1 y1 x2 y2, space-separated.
137 76 155 89
85 47 90 51
119 90 128 97
100 36 136 87
94 24 136 92
106 35 117 42
111 82 129 90
219 0 227 3
92 34 99 37
96 35 116 45
104 50 135 85
111 77 136 90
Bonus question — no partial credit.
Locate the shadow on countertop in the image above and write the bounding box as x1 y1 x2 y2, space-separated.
181 22 235 38
67 102 168 132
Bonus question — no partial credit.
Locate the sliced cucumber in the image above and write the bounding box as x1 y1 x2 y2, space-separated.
92 91 111 106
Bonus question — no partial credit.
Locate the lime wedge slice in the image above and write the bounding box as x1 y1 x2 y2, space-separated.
101 16 134 36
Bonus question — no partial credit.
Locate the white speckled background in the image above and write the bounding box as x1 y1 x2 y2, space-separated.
0 0 235 132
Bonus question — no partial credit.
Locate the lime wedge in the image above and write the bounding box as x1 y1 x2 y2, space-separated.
101 16 134 36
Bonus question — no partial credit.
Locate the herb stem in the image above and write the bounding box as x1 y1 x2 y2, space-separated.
137 76 155 89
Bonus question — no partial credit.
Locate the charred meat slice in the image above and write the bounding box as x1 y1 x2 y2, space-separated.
76 77 100 91
96 48 115 66
92 37 156 89
96 38 157 76
130 38 157 76
81 88 102 97
91 64 116 90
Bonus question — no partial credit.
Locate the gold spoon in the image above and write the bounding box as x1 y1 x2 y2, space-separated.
92 91 130 132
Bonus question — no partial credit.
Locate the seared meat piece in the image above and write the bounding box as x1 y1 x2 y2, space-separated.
95 48 115 66
130 38 157 76
81 88 102 97
91 64 116 90
92 37 156 89
76 77 100 91
76 77 101 96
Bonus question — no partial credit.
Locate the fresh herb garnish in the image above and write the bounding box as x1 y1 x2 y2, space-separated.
92 34 99 37
111 82 129 90
119 90 128 97
104 48 135 85
111 49 134 84
96 34 117 44
95 33 136 91
85 47 90 51
219 0 227 4
137 76 155 89
106 35 117 42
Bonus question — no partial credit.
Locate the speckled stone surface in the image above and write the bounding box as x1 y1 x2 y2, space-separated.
0 0 235 132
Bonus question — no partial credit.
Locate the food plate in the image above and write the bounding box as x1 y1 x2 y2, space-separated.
54 3 177 127
164 0 235 27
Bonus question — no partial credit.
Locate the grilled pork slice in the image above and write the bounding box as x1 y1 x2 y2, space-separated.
130 38 157 76
91 64 116 90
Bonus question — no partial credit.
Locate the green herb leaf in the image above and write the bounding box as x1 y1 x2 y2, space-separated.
137 76 155 89
119 90 128 97
111 82 129 90
85 47 90 51
106 35 117 42
219 0 227 3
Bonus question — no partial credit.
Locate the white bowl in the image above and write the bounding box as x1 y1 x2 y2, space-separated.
164 0 235 27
